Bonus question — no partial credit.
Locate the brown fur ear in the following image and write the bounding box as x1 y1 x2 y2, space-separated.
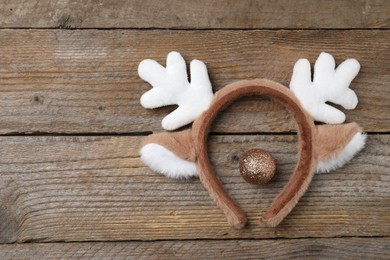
314 122 366 173
140 130 198 179
143 130 196 162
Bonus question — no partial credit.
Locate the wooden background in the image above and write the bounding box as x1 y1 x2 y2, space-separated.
0 0 389 259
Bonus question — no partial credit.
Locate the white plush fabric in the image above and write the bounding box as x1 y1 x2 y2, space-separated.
290 52 360 124
316 132 367 173
140 143 198 179
138 51 214 131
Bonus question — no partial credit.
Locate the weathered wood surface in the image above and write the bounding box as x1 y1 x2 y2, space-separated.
0 0 389 29
0 0 387 257
0 30 389 134
0 134 388 243
0 238 389 259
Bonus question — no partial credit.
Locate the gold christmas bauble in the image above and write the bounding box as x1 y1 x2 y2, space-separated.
239 149 276 184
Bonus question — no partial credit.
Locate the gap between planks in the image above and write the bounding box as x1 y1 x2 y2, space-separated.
0 132 389 137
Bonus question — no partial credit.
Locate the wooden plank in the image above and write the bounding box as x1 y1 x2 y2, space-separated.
0 238 389 259
0 29 389 134
0 134 388 243
0 0 389 29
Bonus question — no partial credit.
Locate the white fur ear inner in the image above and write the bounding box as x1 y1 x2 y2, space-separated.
140 143 198 179
316 132 367 173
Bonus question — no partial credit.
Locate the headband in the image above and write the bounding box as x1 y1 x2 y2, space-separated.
138 51 366 228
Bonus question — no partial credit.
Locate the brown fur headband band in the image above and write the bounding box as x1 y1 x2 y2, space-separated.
139 52 366 228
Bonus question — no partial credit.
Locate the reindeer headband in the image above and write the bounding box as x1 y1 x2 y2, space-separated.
138 52 366 228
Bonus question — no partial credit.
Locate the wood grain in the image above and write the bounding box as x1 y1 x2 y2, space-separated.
1 238 389 259
1 0 389 29
0 134 388 243
0 29 389 134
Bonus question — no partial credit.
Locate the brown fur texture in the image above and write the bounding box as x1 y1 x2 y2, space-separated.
314 123 362 162
143 130 196 162
192 79 317 228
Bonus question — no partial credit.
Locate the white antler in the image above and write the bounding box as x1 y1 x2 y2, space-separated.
138 51 214 131
290 52 360 124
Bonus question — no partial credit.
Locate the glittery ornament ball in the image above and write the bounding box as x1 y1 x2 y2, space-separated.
239 149 276 185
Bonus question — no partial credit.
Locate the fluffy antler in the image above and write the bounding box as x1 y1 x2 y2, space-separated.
290 52 360 124
138 51 214 131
